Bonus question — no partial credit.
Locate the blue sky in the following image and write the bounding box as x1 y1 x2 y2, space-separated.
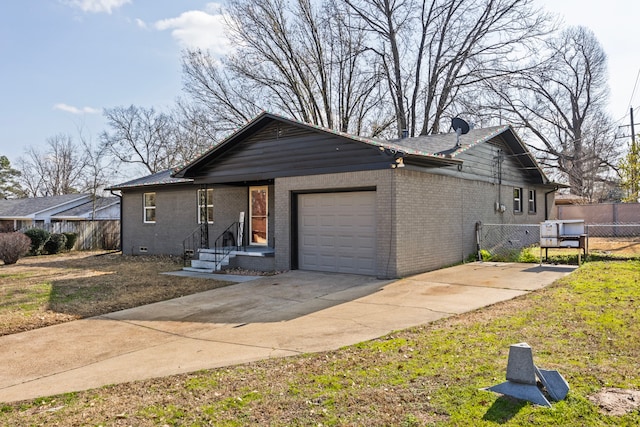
0 0 229 164
1 0 639 167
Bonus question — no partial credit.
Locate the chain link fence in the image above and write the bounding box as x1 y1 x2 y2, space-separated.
478 224 540 260
478 222 640 260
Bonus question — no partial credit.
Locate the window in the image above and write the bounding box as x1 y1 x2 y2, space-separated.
528 189 537 214
513 188 523 213
143 192 156 223
198 188 214 224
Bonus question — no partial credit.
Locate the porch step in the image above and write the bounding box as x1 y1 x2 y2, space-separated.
182 266 217 274
197 251 229 262
182 247 274 274
183 248 233 273
191 258 230 270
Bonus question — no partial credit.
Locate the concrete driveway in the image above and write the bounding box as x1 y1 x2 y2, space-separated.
0 262 576 403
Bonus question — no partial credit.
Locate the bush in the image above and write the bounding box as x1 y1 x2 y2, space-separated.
467 249 492 262
44 233 67 255
23 228 51 255
518 247 540 263
0 232 31 264
62 232 78 251
479 249 492 261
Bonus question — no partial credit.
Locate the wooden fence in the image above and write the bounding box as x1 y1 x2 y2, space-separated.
24 221 120 251
556 202 640 224
556 203 640 237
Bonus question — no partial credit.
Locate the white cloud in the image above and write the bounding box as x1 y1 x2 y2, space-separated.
154 3 232 55
54 103 101 115
62 0 131 14
135 18 148 29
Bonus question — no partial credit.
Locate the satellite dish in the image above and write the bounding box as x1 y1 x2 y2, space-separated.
451 117 470 135
451 117 470 147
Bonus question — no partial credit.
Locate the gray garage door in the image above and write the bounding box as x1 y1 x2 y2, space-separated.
298 191 376 275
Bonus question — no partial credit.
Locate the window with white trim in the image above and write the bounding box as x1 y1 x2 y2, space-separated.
528 189 537 214
513 187 523 213
143 192 156 223
198 188 214 224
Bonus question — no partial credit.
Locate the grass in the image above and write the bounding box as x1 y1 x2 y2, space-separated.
0 260 638 425
483 245 640 265
0 251 233 336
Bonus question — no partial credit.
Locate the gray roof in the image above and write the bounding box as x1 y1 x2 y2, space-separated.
0 194 91 218
386 125 509 157
108 169 193 191
51 197 120 219
124 113 548 187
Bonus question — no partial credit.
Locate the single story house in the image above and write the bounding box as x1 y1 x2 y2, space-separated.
109 112 559 279
0 194 120 232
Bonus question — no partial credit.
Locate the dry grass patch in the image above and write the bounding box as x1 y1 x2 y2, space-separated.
589 237 640 255
0 251 232 336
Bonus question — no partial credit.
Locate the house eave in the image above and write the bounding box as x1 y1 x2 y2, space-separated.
403 154 462 168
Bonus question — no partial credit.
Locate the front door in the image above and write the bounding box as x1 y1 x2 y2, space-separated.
249 186 268 246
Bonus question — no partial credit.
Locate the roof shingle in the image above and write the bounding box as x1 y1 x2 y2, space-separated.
0 194 91 218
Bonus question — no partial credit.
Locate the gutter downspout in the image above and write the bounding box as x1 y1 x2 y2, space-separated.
110 189 123 252
544 186 559 221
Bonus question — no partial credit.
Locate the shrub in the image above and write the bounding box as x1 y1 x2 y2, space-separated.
480 249 492 261
468 249 492 262
0 232 31 264
62 232 78 251
23 228 51 255
44 233 67 254
518 247 540 263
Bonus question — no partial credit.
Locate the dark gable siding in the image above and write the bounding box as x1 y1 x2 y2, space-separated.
438 135 543 185
192 122 393 184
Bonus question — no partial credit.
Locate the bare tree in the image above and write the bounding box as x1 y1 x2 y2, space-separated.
182 0 386 135
101 105 178 174
170 99 225 162
483 26 619 200
101 104 216 174
17 134 89 197
77 128 114 199
182 50 262 131
342 0 551 137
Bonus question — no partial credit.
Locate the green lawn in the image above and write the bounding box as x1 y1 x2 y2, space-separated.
1 260 639 426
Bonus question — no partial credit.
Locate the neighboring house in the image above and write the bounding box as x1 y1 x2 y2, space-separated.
0 194 118 230
554 193 588 206
50 196 121 222
109 112 559 279
0 194 121 249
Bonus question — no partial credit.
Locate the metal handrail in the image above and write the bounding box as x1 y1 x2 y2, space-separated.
182 223 209 266
210 222 240 270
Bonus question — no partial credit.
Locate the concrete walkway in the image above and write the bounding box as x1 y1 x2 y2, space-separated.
0 262 576 403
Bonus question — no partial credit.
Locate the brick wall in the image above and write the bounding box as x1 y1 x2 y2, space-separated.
121 185 261 256
121 169 550 275
275 170 393 277
122 185 197 255
394 169 547 276
273 168 548 278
